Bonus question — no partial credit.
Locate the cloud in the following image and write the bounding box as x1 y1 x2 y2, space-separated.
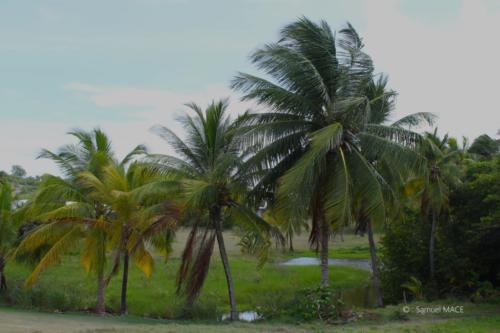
65 83 255 118
1 83 257 175
361 0 500 140
0 121 70 175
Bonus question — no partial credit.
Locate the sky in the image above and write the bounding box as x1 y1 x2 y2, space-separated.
1 0 499 175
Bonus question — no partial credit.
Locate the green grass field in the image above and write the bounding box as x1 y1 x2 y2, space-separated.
1 229 371 318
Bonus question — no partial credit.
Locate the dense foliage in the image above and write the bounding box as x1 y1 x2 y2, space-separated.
381 156 500 303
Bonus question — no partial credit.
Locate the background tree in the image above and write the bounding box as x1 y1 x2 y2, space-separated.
263 205 307 252
468 134 499 159
0 182 16 291
405 130 461 282
10 165 27 178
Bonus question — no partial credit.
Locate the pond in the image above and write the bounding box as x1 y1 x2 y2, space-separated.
222 257 377 321
281 257 371 271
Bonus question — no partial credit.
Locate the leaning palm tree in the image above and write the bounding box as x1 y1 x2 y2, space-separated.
149 100 278 320
232 18 419 288
14 129 145 314
78 161 179 315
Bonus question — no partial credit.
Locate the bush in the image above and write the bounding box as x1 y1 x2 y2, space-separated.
380 213 429 303
265 286 343 322
379 211 476 303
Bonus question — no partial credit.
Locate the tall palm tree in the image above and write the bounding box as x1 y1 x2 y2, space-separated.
359 74 435 306
405 130 461 281
0 182 16 291
232 17 418 288
150 100 278 320
78 161 179 315
14 129 145 314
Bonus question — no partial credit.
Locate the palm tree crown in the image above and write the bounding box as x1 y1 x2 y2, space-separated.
232 17 419 286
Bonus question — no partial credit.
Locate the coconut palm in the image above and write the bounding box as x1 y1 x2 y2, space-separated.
0 182 16 291
405 130 461 281
358 74 436 306
14 129 146 314
78 161 179 315
232 17 419 288
150 100 278 320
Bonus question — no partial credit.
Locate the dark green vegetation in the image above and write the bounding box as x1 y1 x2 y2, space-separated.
0 16 499 333
381 141 500 303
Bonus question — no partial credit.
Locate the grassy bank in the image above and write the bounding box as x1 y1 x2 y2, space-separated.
1 301 499 333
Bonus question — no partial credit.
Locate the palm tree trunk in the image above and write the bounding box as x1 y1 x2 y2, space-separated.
367 220 383 307
0 256 7 292
120 250 129 315
429 211 437 281
320 216 329 287
0 271 7 292
214 211 237 321
288 233 294 252
96 270 106 315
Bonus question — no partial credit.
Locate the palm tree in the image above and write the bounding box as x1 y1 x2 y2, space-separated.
405 130 461 281
78 161 179 315
232 17 418 288
14 129 145 314
150 100 278 320
359 74 436 306
0 182 16 291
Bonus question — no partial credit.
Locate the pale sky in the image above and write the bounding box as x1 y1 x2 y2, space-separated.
1 0 499 175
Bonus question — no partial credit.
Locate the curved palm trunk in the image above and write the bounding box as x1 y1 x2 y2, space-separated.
367 220 383 307
95 233 107 315
120 250 129 315
429 211 437 281
213 208 237 321
288 233 294 252
96 269 106 315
